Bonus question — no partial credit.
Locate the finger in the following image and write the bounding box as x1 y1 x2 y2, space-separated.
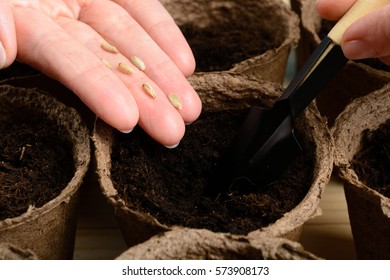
379 55 390 65
57 16 186 146
111 0 195 77
0 1 17 68
316 0 357 20
78 0 202 125
341 6 390 61
12 6 139 133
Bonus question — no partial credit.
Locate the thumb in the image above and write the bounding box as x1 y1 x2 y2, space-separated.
0 1 17 69
341 5 390 63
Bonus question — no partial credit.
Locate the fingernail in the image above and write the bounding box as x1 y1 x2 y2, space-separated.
0 41 6 69
164 142 180 149
343 40 377 60
119 128 133 134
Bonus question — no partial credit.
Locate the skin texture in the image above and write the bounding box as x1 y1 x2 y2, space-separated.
0 0 202 147
316 0 390 65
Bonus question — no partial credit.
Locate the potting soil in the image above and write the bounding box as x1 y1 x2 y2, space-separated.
351 120 390 198
111 109 314 235
180 21 282 72
0 109 74 220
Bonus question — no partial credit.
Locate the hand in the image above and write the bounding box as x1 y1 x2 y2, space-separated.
0 0 202 147
316 0 390 65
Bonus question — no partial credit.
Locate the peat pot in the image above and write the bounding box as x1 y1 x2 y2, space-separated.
115 227 320 260
332 84 390 259
93 72 333 248
0 85 90 259
161 0 300 84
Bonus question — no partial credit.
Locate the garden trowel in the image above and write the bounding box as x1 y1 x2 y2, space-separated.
206 0 390 196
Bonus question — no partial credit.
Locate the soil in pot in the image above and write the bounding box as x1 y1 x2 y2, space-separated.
351 120 390 198
0 105 74 220
110 109 315 235
0 62 41 83
161 0 297 78
181 22 280 72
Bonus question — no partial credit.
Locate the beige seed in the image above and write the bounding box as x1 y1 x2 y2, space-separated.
118 63 135 75
168 93 182 110
101 42 119 54
130 56 146 71
142 83 157 99
101 59 112 69
19 146 26 161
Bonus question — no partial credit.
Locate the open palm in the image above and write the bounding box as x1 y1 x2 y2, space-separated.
0 0 202 147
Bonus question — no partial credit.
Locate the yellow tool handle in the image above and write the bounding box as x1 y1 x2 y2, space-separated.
328 0 390 44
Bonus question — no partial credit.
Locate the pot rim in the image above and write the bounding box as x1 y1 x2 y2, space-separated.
115 226 321 260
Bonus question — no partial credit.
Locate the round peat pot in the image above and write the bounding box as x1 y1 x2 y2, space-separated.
115 227 320 260
161 0 300 84
0 86 90 259
291 0 390 126
94 72 333 247
332 84 390 259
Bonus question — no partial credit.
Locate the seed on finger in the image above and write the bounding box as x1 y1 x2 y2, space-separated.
101 59 113 69
168 93 182 110
101 42 119 54
118 62 135 75
130 56 146 71
142 83 157 99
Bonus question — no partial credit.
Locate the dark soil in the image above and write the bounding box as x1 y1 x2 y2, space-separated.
0 105 75 220
111 109 314 235
351 120 390 198
0 62 40 82
180 21 282 72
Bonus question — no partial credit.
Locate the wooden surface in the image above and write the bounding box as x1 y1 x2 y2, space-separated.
299 177 356 259
73 169 128 260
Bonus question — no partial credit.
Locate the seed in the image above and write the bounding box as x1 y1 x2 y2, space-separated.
101 59 112 69
142 83 157 99
130 56 146 71
101 42 119 54
168 93 182 110
19 146 26 161
18 144 31 161
118 63 135 75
